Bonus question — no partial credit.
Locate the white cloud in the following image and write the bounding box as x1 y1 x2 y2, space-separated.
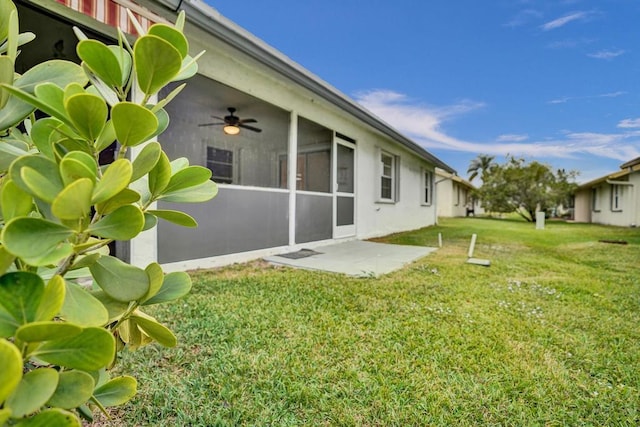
497 134 529 142
618 118 640 128
505 9 542 28
587 49 625 60
547 91 626 104
354 89 640 163
540 11 591 31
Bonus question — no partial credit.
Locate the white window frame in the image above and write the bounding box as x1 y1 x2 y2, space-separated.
591 187 600 212
422 168 433 206
611 184 622 211
378 149 399 203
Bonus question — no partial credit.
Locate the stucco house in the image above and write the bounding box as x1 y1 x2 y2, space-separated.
573 157 640 227
14 0 455 271
435 168 482 218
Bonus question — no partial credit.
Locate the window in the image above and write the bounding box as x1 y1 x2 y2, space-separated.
611 184 622 211
423 169 433 205
379 151 399 202
206 147 233 184
591 187 600 211
455 184 461 206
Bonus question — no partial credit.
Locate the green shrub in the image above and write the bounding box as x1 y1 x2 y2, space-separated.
0 0 214 424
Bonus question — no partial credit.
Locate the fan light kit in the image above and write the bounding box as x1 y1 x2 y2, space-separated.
199 107 262 135
223 124 240 135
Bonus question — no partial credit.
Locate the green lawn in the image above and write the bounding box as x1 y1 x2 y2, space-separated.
105 218 640 426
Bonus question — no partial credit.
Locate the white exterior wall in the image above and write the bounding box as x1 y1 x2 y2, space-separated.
573 189 591 223
590 181 636 227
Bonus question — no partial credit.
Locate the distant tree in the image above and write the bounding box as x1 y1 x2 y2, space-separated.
477 157 578 222
467 154 496 182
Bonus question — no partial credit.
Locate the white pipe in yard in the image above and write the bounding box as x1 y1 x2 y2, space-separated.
468 234 477 258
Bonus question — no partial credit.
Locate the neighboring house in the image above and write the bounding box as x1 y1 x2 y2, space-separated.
14 0 455 271
435 168 482 218
573 157 640 227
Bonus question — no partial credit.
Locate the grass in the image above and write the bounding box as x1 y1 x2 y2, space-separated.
102 218 640 426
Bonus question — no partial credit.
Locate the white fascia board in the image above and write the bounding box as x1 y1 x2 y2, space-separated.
145 0 456 174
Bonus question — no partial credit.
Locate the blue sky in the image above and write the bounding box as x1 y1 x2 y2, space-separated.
209 0 640 183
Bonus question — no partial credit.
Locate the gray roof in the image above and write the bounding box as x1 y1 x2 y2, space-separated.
147 0 456 174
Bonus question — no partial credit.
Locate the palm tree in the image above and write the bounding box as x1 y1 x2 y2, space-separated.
467 154 495 182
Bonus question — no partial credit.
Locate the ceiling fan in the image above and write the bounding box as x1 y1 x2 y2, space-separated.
198 107 262 134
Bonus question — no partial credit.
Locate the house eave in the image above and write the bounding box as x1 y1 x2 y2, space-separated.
146 0 456 174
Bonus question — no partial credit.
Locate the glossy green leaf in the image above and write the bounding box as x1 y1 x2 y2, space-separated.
93 376 137 407
33 83 67 121
92 158 132 204
16 321 82 342
65 93 107 141
0 272 45 332
2 218 73 264
76 40 122 88
90 290 128 323
0 246 16 277
52 178 94 220
141 262 164 303
148 24 188 58
147 209 197 227
108 45 132 87
131 141 161 182
47 370 94 409
131 313 176 347
20 166 63 203
0 0 17 44
10 155 63 202
148 151 171 197
33 327 115 371
170 157 189 173
1 180 32 221
15 60 87 94
62 82 84 101
29 117 67 160
0 138 28 171
0 338 22 404
84 65 119 108
88 205 144 240
60 155 97 186
164 166 211 194
0 85 73 130
142 212 158 231
95 188 140 215
60 281 108 327
13 408 80 426
69 253 100 270
142 271 191 305
134 35 182 95
0 409 10 425
5 8 17 61
172 54 199 82
0 56 13 109
161 179 218 203
111 102 158 147
36 276 65 322
0 92 33 132
89 255 149 302
5 368 58 418
95 120 116 152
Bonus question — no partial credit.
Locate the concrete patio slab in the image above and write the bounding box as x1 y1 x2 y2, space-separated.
264 240 437 277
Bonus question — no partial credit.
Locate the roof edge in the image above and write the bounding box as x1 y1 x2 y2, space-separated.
150 0 456 174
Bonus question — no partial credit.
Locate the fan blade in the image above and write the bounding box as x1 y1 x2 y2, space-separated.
239 118 258 124
239 123 262 133
211 116 226 121
198 122 224 127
